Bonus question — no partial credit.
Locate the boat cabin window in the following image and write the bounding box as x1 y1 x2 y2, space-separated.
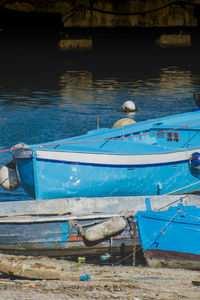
167 132 179 142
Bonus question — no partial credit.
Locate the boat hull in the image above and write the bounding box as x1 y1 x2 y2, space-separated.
0 215 133 257
1 195 200 258
144 249 200 269
136 204 200 269
15 150 200 199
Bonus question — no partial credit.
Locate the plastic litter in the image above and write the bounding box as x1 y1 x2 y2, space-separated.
80 274 91 281
100 254 111 261
78 257 85 263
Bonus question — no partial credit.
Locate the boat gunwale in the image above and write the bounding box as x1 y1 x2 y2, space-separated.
0 212 122 224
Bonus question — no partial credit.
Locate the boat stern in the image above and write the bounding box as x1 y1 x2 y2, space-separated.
14 148 36 199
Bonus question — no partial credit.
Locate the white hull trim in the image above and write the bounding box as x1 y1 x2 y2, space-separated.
34 149 200 166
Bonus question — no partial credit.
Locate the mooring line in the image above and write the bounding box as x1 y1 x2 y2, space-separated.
113 211 180 266
0 124 190 153
164 180 200 195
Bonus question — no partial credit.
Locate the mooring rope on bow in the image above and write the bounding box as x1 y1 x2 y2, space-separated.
164 180 200 195
0 124 191 153
1 119 200 156
157 195 188 211
38 125 190 149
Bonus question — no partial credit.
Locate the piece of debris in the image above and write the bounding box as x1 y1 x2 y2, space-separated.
192 280 200 286
80 274 91 281
0 260 61 280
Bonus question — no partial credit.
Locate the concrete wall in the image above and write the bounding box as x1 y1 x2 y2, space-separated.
60 0 198 28
3 0 199 28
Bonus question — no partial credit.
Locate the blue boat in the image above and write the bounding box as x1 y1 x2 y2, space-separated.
0 195 199 258
136 199 200 269
2 109 200 200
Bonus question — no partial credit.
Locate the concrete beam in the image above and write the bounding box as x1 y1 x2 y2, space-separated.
61 0 198 28
3 0 199 28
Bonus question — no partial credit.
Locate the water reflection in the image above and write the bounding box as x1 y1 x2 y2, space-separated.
58 65 198 119
60 70 94 106
159 67 192 92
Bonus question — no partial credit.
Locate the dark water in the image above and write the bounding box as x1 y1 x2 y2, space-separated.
0 27 200 201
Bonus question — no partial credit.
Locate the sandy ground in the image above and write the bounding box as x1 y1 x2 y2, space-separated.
0 254 200 300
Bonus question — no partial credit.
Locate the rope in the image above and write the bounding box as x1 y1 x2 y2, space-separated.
158 195 188 211
1 121 200 153
0 143 26 154
113 210 180 266
113 247 139 266
163 180 200 195
69 220 84 236
132 218 137 267
39 125 189 149
140 211 180 250
24 120 200 149
27 125 190 150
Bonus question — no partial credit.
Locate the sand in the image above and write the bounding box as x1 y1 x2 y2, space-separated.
0 254 200 300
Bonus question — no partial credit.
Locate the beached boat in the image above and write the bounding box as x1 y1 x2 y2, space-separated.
136 198 200 269
2 109 200 200
0 195 199 257
0 196 137 257
0 212 133 257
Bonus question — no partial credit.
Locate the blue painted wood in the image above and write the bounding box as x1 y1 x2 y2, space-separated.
0 195 200 257
0 221 69 244
136 201 200 268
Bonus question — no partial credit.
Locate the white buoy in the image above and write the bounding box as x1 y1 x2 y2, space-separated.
0 161 20 190
121 101 136 112
112 118 136 128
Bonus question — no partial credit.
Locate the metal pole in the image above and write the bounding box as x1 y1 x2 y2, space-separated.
132 218 137 266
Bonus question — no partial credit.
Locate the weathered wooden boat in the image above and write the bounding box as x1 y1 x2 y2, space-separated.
1 107 200 200
0 196 136 257
0 195 199 257
0 212 133 257
136 198 200 269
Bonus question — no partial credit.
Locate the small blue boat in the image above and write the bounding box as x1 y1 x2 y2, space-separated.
2 108 200 200
136 199 200 269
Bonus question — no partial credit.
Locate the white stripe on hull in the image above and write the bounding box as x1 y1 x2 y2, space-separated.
34 148 200 166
